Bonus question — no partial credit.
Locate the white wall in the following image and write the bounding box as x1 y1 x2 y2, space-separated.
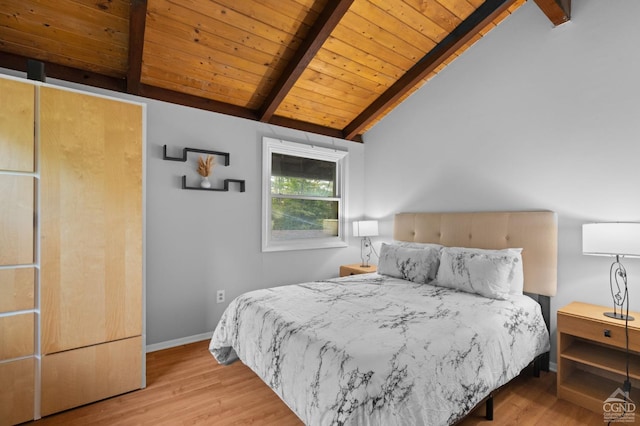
363 0 640 363
0 68 366 347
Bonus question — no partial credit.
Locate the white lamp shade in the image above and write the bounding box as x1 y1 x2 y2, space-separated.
583 222 640 257
353 220 379 237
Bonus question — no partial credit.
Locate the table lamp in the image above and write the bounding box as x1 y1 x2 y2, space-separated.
582 222 640 320
353 220 378 267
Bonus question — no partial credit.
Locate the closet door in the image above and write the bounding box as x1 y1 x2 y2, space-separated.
39 86 143 415
0 77 36 425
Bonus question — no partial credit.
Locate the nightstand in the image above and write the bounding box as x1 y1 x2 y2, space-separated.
339 264 377 277
557 301 640 414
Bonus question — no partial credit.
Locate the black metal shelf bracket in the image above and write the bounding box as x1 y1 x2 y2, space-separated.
224 179 246 192
163 145 230 166
182 176 246 192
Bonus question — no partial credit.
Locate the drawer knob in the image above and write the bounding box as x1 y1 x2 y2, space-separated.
604 329 612 338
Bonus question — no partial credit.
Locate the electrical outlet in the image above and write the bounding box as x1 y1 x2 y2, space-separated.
216 290 225 303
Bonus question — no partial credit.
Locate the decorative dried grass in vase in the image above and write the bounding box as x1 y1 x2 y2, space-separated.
197 155 215 188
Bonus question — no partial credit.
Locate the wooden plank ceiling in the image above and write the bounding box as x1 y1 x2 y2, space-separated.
0 0 569 142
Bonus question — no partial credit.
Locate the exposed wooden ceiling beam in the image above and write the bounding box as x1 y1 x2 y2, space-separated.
534 0 571 26
138 84 258 121
139 84 360 140
342 0 518 140
137 85 362 140
0 52 126 92
258 0 355 122
127 0 148 95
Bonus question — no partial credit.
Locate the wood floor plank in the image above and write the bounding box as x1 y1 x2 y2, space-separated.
30 340 603 425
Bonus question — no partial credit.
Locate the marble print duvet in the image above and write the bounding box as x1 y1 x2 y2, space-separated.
209 273 550 426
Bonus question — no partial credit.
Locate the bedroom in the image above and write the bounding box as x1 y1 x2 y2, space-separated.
1 0 639 424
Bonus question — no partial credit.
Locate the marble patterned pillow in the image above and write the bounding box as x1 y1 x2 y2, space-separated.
434 247 523 300
378 243 442 284
441 247 524 295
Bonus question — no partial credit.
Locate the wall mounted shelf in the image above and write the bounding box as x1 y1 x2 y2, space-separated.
182 176 245 192
162 145 245 193
163 145 230 166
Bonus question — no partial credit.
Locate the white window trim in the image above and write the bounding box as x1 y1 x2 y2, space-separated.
262 136 348 252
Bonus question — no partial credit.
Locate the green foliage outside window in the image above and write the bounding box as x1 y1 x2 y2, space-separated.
271 176 334 197
271 176 337 233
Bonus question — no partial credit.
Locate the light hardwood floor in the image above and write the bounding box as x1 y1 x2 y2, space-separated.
30 340 605 425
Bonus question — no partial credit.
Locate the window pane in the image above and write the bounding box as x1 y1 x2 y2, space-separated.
271 176 335 196
271 198 339 240
271 153 335 196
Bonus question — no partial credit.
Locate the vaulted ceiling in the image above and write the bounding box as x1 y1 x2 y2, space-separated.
0 0 569 142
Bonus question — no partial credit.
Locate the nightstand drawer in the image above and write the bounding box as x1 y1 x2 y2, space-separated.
558 312 640 352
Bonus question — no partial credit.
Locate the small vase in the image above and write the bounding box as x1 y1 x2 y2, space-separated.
200 176 211 188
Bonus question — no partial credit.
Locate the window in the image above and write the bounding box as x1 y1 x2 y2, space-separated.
262 137 348 251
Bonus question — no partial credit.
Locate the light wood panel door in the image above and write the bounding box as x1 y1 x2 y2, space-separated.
0 358 35 426
0 78 34 172
0 313 34 359
39 86 143 355
0 267 34 313
0 76 36 426
0 175 34 266
41 336 143 416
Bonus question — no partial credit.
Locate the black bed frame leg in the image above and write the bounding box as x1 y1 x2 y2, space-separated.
532 352 549 378
541 351 550 372
485 394 494 421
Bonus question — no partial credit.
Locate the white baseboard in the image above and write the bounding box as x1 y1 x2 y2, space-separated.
549 361 557 373
146 332 213 353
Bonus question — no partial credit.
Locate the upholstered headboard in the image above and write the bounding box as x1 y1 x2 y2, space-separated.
393 211 558 297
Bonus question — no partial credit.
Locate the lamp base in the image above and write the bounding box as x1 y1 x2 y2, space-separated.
604 312 635 321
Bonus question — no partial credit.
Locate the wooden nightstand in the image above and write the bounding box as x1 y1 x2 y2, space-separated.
557 301 640 414
339 264 377 277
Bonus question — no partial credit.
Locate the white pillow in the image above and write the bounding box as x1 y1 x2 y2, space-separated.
434 247 523 300
440 247 523 295
378 243 442 284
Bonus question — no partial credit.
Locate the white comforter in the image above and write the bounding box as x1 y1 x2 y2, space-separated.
209 273 549 426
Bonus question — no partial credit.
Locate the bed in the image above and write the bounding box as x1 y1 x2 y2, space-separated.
210 211 558 425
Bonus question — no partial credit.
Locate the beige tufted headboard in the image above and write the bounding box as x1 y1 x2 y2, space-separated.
394 211 558 297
